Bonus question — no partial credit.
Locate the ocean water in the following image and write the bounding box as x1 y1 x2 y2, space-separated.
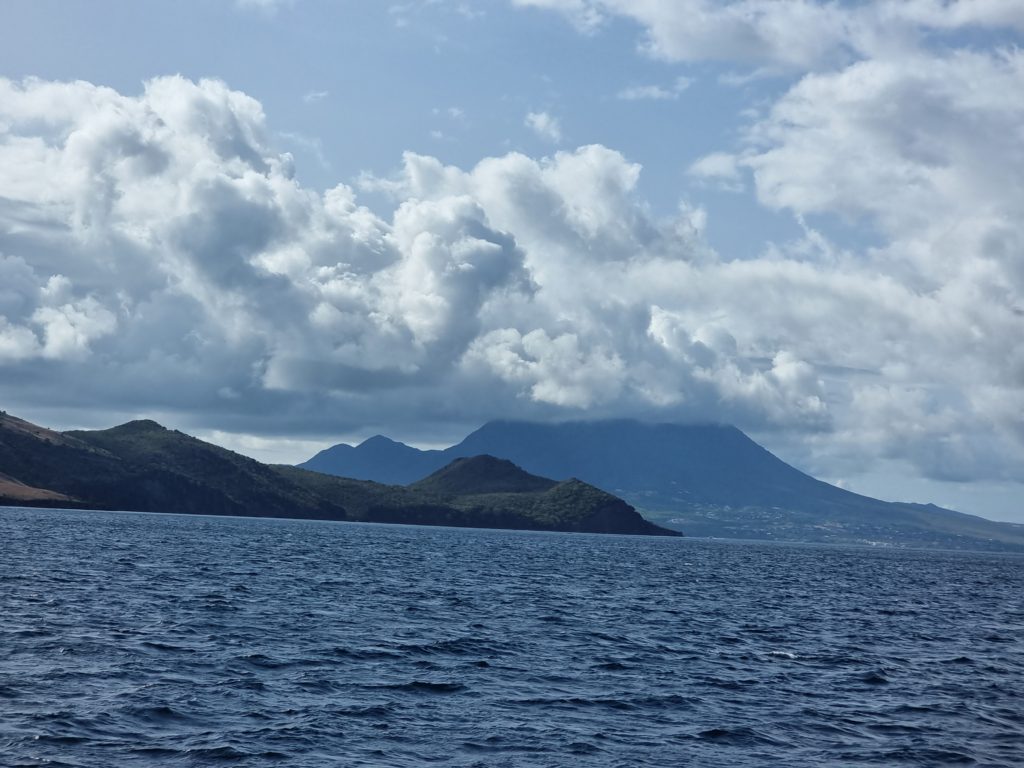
1 508 1023 767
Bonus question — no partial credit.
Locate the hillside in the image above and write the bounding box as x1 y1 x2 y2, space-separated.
0 411 675 536
407 455 669 535
299 419 1024 551
0 471 76 506
409 455 557 495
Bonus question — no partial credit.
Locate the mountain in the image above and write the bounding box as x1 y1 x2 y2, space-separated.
410 455 557 495
406 455 668 535
0 413 345 519
0 410 675 536
299 419 1024 551
301 435 443 486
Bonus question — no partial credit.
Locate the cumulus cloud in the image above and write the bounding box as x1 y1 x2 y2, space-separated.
524 110 563 143
745 49 1024 477
515 0 1024 70
1 73 1023 487
503 0 1024 486
688 151 744 191
743 51 1024 236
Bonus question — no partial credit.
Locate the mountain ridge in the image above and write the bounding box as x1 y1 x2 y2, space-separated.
0 410 675 536
300 418 1024 551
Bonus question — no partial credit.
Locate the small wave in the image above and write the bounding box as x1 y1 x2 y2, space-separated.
877 746 978 764
185 745 252 760
329 704 395 718
591 661 629 671
462 738 553 755
861 670 890 685
983 633 1014 643
30 733 88 746
697 726 788 747
225 676 266 691
632 693 695 710
128 747 182 759
331 646 401 660
868 722 928 735
295 677 343 693
891 703 939 714
237 652 314 669
511 696 635 711
125 705 194 723
12 755 80 768
140 640 193 653
876 608 920 616
390 637 510 657
703 676 760 690
378 681 466 694
12 628 52 638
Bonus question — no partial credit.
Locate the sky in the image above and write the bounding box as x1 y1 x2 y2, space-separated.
1 1 1023 522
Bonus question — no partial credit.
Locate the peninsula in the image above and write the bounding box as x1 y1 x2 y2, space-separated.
0 411 676 537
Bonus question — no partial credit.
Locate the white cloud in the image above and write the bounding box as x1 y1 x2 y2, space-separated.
688 151 744 191
1 74 1023 489
503 0 1024 489
516 0 1024 70
511 0 604 32
617 75 692 101
524 110 563 143
236 0 295 12
743 51 1024 238
302 90 328 104
332 140 1024 481
733 48 1024 479
279 131 330 169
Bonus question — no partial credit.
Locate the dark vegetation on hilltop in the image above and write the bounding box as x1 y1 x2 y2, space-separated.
0 412 676 536
409 455 557 495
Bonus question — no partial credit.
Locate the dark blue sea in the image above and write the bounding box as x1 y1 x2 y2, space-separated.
2 508 1023 767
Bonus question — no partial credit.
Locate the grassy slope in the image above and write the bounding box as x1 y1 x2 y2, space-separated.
0 471 75 504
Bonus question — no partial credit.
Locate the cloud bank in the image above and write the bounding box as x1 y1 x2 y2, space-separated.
513 0 1024 69
507 0 1024 487
0 67 1021 484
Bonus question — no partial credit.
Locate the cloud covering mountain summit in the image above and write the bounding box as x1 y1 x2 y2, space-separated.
0 60 1021 489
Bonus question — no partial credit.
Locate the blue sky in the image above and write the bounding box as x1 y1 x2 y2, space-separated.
2 2 800 254
1 1 1023 522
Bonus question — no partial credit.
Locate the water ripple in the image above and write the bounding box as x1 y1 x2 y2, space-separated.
2 507 1023 766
